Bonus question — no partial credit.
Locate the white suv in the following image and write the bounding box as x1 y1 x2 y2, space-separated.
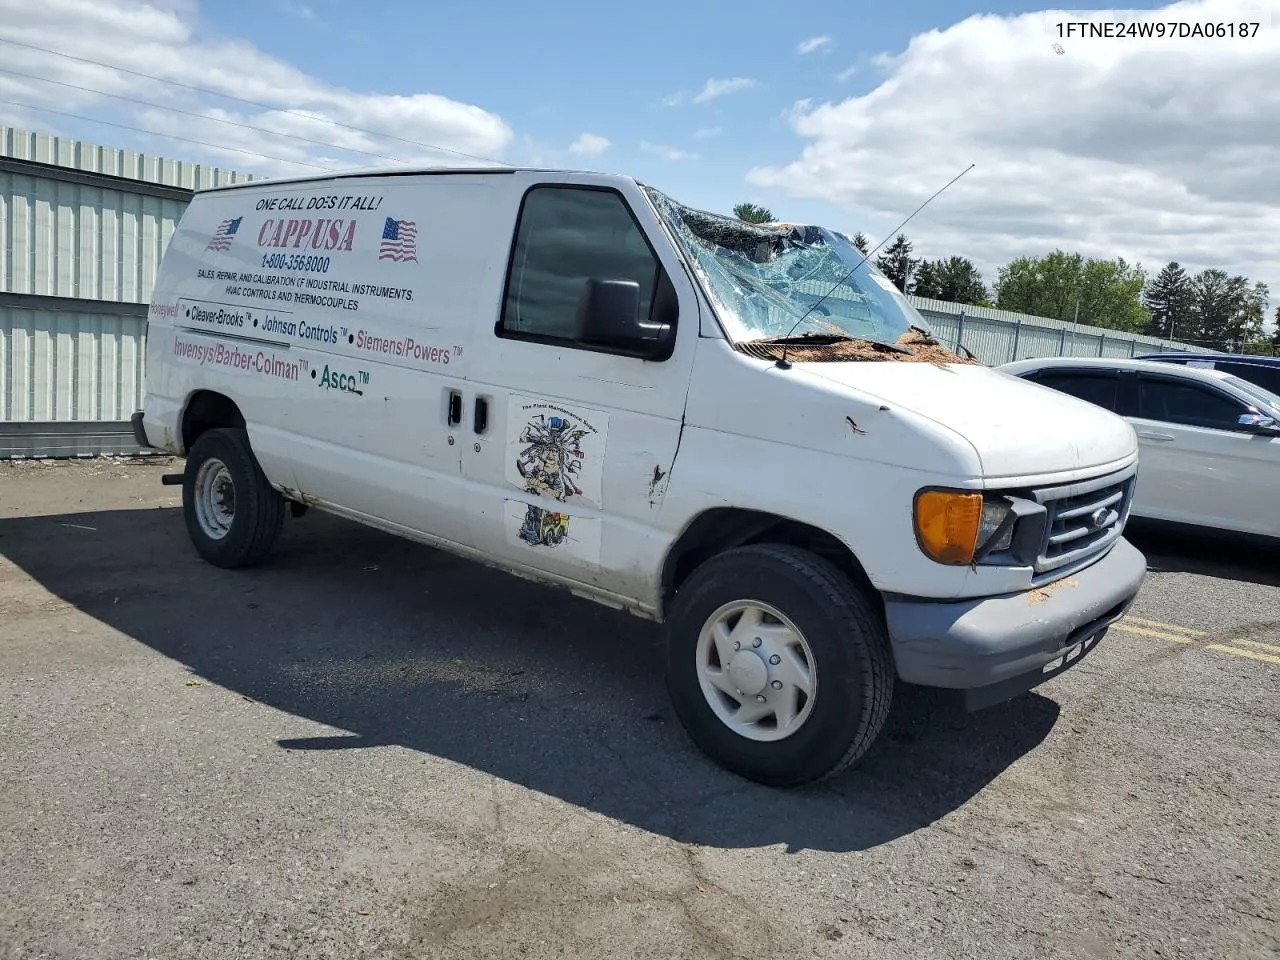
1000 356 1280 540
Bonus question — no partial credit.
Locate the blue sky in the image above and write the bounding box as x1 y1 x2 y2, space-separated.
1 0 1278 322
210 0 1169 226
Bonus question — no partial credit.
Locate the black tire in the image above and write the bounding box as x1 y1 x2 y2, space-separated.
182 427 284 569
664 544 894 787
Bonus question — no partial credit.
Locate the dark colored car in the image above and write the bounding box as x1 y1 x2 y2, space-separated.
1135 352 1280 397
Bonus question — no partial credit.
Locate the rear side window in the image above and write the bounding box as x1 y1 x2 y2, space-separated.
500 186 660 342
1137 378 1245 430
1032 371 1120 411
1218 362 1280 396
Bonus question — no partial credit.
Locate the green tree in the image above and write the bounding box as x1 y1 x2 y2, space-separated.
911 260 940 298
851 231 870 255
1187 269 1239 350
875 234 918 292
1077 257 1149 332
994 249 1150 331
994 250 1085 321
732 202 773 224
1141 261 1193 340
1234 281 1269 349
912 256 989 305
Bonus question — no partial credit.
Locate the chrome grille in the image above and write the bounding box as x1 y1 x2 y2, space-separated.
1031 466 1136 575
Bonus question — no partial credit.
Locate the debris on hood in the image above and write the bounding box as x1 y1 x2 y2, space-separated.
736 327 980 366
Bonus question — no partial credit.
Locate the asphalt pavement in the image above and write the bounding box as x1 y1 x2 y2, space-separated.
1 457 1276 960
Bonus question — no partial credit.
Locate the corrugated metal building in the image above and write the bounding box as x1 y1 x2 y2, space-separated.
1 123 1200 458
0 125 254 457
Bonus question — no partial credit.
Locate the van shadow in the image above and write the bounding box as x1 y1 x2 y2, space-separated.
0 505 1061 853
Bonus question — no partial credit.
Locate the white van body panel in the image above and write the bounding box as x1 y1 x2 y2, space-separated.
675 341 1138 601
801 362 1139 480
455 172 701 605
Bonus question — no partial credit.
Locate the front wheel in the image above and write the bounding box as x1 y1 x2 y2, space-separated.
182 427 284 569
664 544 894 787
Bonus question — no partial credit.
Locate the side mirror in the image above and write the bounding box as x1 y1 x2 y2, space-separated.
573 279 673 358
1238 412 1280 435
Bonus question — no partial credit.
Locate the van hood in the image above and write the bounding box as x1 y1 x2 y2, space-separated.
800 360 1137 481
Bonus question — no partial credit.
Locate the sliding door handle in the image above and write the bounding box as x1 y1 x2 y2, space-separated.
474 396 489 434
447 390 463 426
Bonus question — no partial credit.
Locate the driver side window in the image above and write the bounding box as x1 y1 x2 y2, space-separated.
1137 377 1246 431
499 186 660 343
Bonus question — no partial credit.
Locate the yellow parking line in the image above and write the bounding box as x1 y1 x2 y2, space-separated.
1122 616 1203 636
1123 615 1280 655
1113 617 1280 667
1113 622 1194 643
1233 642 1280 660
1204 644 1280 666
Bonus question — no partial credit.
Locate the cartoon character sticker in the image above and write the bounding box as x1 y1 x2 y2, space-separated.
514 413 589 495
517 506 570 547
504 397 609 561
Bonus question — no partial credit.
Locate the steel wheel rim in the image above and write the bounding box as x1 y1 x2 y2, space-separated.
194 457 235 540
694 600 817 742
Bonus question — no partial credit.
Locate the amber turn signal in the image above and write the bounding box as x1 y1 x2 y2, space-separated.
914 490 983 565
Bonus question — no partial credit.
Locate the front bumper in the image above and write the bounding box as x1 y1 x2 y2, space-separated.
883 537 1147 709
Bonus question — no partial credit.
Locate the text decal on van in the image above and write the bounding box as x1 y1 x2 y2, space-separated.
313 364 370 396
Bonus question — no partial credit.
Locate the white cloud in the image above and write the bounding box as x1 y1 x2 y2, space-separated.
797 35 832 54
0 0 514 177
748 0 1280 305
691 77 757 104
836 65 858 81
692 126 722 140
641 141 698 161
568 132 610 157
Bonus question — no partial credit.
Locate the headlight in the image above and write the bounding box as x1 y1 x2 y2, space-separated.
977 500 1015 555
914 490 1016 565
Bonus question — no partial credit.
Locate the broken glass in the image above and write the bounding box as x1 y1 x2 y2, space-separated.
642 186 939 353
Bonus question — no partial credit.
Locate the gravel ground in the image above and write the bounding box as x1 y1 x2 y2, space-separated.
1 456 1277 960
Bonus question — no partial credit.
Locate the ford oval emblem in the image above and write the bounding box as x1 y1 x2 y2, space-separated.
1089 508 1111 529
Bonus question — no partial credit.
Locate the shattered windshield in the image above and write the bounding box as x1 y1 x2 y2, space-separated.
643 186 932 350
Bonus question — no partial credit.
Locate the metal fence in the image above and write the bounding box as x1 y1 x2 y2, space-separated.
1 124 1205 458
907 295 1200 365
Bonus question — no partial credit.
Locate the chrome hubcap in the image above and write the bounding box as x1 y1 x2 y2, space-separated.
194 457 235 540
695 600 817 742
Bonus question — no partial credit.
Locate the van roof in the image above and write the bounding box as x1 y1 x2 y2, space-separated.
199 164 637 193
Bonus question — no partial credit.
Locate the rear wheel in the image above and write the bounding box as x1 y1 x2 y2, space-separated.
664 544 894 787
182 427 284 568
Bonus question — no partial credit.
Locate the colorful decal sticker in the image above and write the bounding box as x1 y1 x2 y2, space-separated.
189 194 426 320
505 397 609 510
503 499 603 565
377 217 418 263
206 217 242 252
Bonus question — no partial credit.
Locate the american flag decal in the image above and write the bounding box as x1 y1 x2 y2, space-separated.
206 217 242 252
378 217 418 263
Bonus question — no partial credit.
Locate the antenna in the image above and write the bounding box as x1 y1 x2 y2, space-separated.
774 162 975 369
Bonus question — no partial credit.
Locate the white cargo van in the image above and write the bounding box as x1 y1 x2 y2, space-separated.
132 166 1147 786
